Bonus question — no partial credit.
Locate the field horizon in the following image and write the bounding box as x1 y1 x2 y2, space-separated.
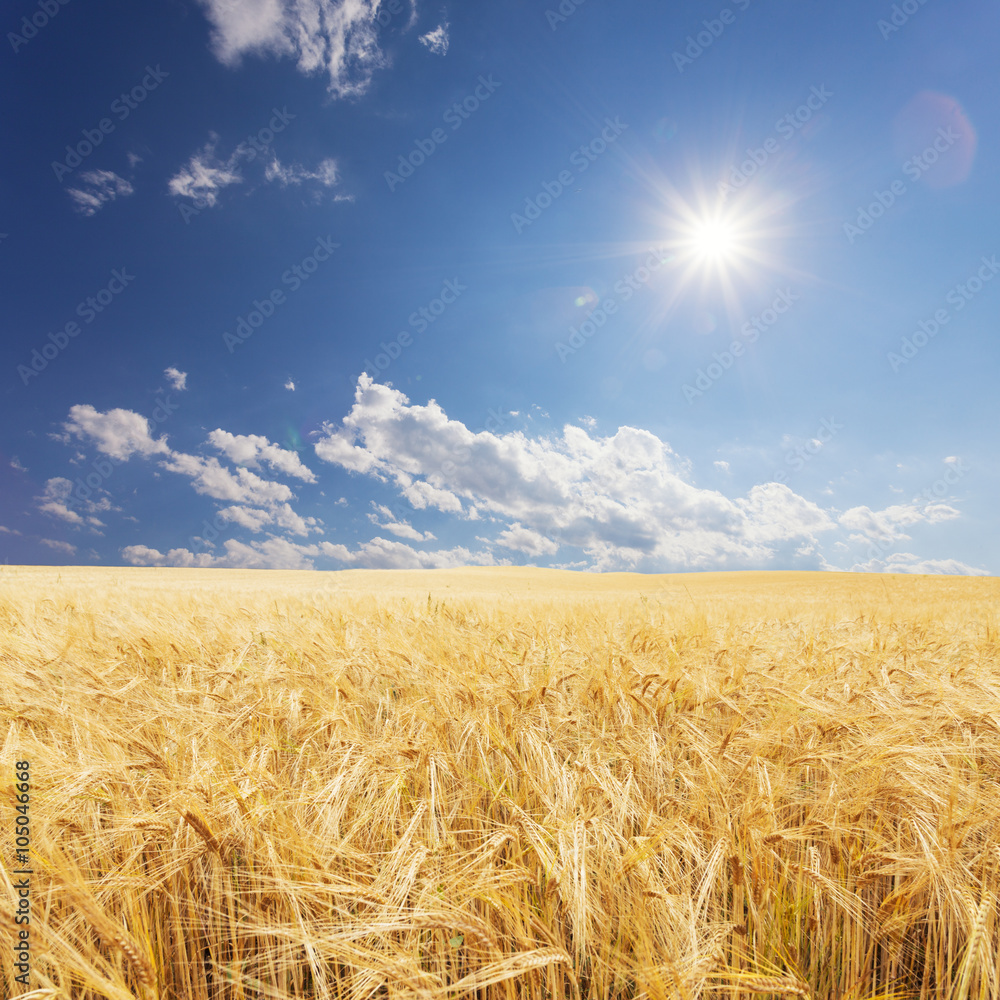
2 567 999 999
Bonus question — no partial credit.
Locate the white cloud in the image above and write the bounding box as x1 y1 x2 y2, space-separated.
122 535 489 571
10 456 26 472
318 537 496 570
419 21 449 55
165 367 188 391
41 538 77 556
196 0 391 99
167 135 243 207
171 139 348 210
160 452 295 507
839 501 960 543
59 403 319 542
285 379 296 391
63 404 171 461
207 429 317 482
366 502 435 541
850 552 990 576
67 170 134 216
714 460 730 472
311 376 839 572
0 525 23 535
265 156 340 188
36 477 112 527
121 544 216 568
496 523 559 558
217 505 274 532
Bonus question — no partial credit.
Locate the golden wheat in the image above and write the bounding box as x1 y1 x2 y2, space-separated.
1 565 998 1000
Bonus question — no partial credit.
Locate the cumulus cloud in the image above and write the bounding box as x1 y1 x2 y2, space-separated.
849 552 990 576
122 536 492 571
63 405 171 461
207 430 317 482
60 404 317 538
165 367 188 391
161 453 295 507
285 379 296 391
66 170 134 216
63 382 980 575
496 523 559 558
839 501 960 544
311 376 838 572
419 22 449 55
196 0 390 99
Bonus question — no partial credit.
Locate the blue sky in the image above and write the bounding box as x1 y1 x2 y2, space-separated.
2 0 997 573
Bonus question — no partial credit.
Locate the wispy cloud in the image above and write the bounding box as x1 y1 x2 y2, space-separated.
40 538 77 556
169 139 345 210
167 134 244 207
419 21 449 55
265 156 339 188
367 502 436 541
67 170 134 217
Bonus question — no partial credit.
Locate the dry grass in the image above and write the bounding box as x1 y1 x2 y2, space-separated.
1 565 999 1000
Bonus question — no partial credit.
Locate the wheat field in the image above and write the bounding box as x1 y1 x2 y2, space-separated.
1 565 998 1000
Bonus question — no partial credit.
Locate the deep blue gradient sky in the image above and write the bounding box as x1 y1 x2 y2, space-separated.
2 0 997 573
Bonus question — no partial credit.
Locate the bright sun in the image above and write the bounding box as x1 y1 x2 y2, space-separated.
691 219 737 261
